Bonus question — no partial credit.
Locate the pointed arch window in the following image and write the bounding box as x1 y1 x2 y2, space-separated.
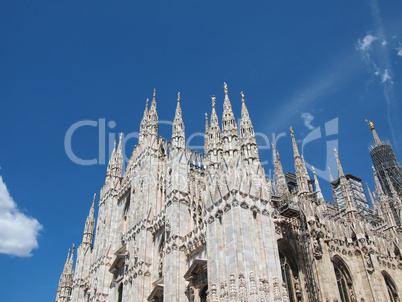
332 258 355 302
279 251 300 302
117 283 123 302
382 271 399 302
200 285 208 302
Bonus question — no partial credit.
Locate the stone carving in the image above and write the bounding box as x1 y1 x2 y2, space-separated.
249 272 258 301
229 274 237 301
239 273 247 302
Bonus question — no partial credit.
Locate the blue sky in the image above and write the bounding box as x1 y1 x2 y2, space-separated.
1 1 402 301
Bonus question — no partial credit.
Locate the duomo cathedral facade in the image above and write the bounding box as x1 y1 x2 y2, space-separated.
56 84 402 302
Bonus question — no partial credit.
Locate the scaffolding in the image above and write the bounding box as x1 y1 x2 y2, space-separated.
370 142 402 196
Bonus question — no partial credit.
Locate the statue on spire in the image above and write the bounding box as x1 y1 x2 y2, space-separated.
223 82 228 95
240 91 245 103
365 119 375 130
211 95 216 108
177 92 180 103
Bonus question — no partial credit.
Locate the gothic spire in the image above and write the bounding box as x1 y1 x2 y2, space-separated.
365 119 382 146
373 167 396 228
334 148 356 212
312 166 325 204
221 82 239 156
334 148 345 177
328 166 334 182
105 134 124 184
372 166 386 200
385 170 401 203
68 244 75 268
240 92 259 164
205 95 222 168
147 89 159 139
272 143 288 196
171 92 185 150
204 113 209 154
82 194 96 247
139 98 149 144
290 127 309 195
56 245 75 302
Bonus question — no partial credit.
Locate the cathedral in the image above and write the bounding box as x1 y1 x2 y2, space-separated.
56 84 402 302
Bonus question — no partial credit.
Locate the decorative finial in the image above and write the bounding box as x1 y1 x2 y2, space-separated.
211 95 216 108
290 126 294 135
312 165 316 174
146 98 149 109
240 91 245 103
153 88 156 100
93 193 96 202
334 147 338 157
119 132 123 141
365 119 375 130
223 82 228 95
113 140 116 150
177 92 180 103
205 113 208 120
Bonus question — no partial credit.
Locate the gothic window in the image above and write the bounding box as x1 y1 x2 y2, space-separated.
117 283 123 302
123 193 130 221
333 258 354 302
382 271 399 302
200 285 208 302
279 251 297 302
158 235 165 278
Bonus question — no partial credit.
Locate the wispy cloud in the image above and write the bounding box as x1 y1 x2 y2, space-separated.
356 0 402 153
357 34 378 51
0 176 42 257
397 47 402 56
265 52 360 134
301 112 315 130
381 69 391 83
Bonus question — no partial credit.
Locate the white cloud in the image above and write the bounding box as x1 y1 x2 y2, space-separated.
0 176 42 257
357 34 377 51
301 112 315 130
381 69 391 83
397 48 402 56
382 40 387 46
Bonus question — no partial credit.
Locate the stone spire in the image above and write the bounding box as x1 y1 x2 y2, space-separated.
328 166 334 182
290 127 309 195
373 166 386 201
221 82 240 157
69 244 75 268
328 166 339 208
272 143 288 196
385 171 401 204
147 89 159 139
139 98 149 144
171 92 185 150
105 133 124 184
82 194 96 247
366 182 384 220
204 113 209 154
240 91 259 164
365 119 382 146
205 95 223 167
373 166 396 229
56 245 75 302
334 148 356 212
312 166 325 204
